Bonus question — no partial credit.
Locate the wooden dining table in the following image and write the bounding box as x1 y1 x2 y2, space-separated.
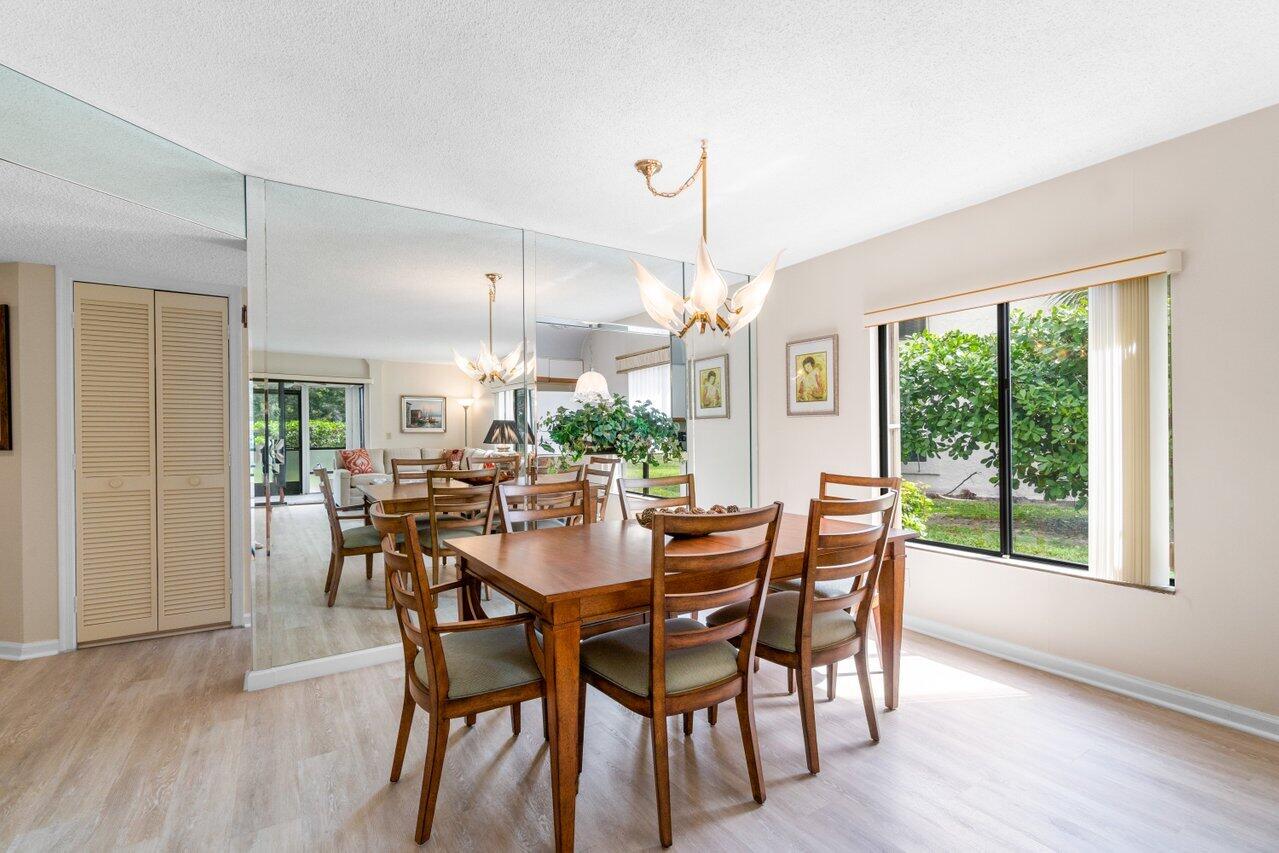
449 514 916 852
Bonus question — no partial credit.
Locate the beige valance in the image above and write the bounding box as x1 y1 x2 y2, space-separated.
863 250 1181 327
615 345 670 373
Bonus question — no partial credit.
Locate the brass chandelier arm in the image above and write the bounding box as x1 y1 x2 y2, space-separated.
634 139 710 241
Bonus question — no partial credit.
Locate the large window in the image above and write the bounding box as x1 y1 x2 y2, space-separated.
880 278 1172 585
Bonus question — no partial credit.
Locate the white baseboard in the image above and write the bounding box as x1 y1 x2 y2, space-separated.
243 642 400 691
0 640 61 661
905 615 1279 743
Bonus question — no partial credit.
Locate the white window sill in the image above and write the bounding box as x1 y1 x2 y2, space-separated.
906 541 1176 594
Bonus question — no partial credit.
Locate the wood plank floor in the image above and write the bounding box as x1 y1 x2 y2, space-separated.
2 627 1277 851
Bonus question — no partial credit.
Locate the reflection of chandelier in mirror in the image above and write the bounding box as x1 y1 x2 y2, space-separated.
452 273 530 388
632 139 782 337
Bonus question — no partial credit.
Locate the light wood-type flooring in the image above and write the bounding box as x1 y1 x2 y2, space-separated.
2 623 1277 850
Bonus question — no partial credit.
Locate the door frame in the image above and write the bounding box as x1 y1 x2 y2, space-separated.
56 266 249 651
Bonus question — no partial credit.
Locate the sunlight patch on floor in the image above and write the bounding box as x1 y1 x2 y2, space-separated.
828 652 1028 704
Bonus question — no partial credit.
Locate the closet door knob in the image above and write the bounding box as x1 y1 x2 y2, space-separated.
188 475 202 486
108 478 123 489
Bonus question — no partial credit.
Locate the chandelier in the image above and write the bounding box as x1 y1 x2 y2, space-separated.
632 139 781 337
452 273 530 388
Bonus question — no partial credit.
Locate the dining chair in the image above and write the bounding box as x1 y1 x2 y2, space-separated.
616 471 696 518
586 456 620 521
533 452 565 473
370 504 546 845
423 471 499 587
497 479 593 532
391 455 450 484
318 468 431 608
467 452 522 478
578 503 783 848
706 491 898 774
769 473 901 696
530 462 586 485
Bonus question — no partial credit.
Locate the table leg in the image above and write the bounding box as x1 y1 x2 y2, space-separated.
541 617 582 852
456 557 488 620
876 545 907 710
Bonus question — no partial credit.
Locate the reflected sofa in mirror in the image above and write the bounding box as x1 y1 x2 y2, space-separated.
251 181 528 671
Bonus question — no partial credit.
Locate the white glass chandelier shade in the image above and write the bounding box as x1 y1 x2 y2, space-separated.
573 369 610 402
633 239 782 337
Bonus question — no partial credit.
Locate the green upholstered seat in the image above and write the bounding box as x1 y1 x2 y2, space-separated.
341 524 444 550
414 623 542 700
706 590 857 653
579 618 739 697
770 577 853 599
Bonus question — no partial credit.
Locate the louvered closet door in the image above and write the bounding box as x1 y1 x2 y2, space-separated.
75 283 158 642
155 291 230 631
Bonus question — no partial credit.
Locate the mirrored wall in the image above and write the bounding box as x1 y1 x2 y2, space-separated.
249 182 759 673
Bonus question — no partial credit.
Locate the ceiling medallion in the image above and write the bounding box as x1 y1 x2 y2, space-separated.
452 273 530 388
631 139 781 337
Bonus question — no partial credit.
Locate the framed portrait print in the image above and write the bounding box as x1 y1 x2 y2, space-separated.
786 334 838 416
400 395 447 433
693 354 729 419
0 305 10 450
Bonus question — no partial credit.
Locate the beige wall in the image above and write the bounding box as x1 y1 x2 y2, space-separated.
758 104 1279 717
367 359 492 450
0 263 59 645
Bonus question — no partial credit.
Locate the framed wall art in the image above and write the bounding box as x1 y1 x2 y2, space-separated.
785 333 838 416
400 394 447 433
692 354 729 419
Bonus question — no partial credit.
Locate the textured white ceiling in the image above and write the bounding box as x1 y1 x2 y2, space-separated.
4 2 1279 275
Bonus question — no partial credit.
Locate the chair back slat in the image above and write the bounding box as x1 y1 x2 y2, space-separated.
532 464 586 485
392 456 450 484
498 480 593 531
586 456 620 521
617 472 695 519
428 478 498 539
819 472 900 501
646 503 783 701
793 479 900 653
370 503 447 700
314 468 344 549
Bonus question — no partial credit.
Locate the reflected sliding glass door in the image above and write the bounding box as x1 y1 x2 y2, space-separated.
252 379 365 502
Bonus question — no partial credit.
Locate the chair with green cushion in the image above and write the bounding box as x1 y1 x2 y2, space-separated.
319 467 422 608
370 504 546 845
579 503 784 848
706 487 899 775
424 471 499 586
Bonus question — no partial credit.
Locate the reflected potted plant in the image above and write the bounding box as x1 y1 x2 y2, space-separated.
539 393 682 468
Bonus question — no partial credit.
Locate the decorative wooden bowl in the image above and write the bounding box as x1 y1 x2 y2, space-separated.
635 505 742 538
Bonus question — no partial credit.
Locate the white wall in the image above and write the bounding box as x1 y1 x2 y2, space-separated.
757 104 1279 717
685 329 754 507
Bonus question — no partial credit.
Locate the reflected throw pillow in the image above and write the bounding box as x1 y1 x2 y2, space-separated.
338 448 374 475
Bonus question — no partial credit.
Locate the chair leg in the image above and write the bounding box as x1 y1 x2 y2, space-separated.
390 685 414 783
415 713 450 844
826 662 838 701
855 649 880 742
577 682 587 779
365 553 373 579
323 552 337 593
734 689 766 804
509 702 521 736
682 711 693 736
651 714 673 848
384 567 393 610
326 555 345 607
541 695 549 741
465 713 477 728
753 657 760 673
797 664 820 774
787 666 795 695
431 552 441 587
707 704 718 726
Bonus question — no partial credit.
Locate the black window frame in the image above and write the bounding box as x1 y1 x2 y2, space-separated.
878 304 1089 571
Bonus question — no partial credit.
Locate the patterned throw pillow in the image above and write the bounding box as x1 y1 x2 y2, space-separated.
338 448 374 475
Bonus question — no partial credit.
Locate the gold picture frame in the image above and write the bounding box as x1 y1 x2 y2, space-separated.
0 305 10 450
692 354 729 419
785 333 838 416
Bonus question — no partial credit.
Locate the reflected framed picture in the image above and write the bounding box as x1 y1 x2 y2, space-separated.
401 395 447 433
786 334 838 416
0 305 10 450
693 354 729 419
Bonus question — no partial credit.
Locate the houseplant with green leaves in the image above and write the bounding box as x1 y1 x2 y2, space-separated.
539 393 683 467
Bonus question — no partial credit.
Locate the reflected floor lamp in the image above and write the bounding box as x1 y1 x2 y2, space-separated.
459 397 473 446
